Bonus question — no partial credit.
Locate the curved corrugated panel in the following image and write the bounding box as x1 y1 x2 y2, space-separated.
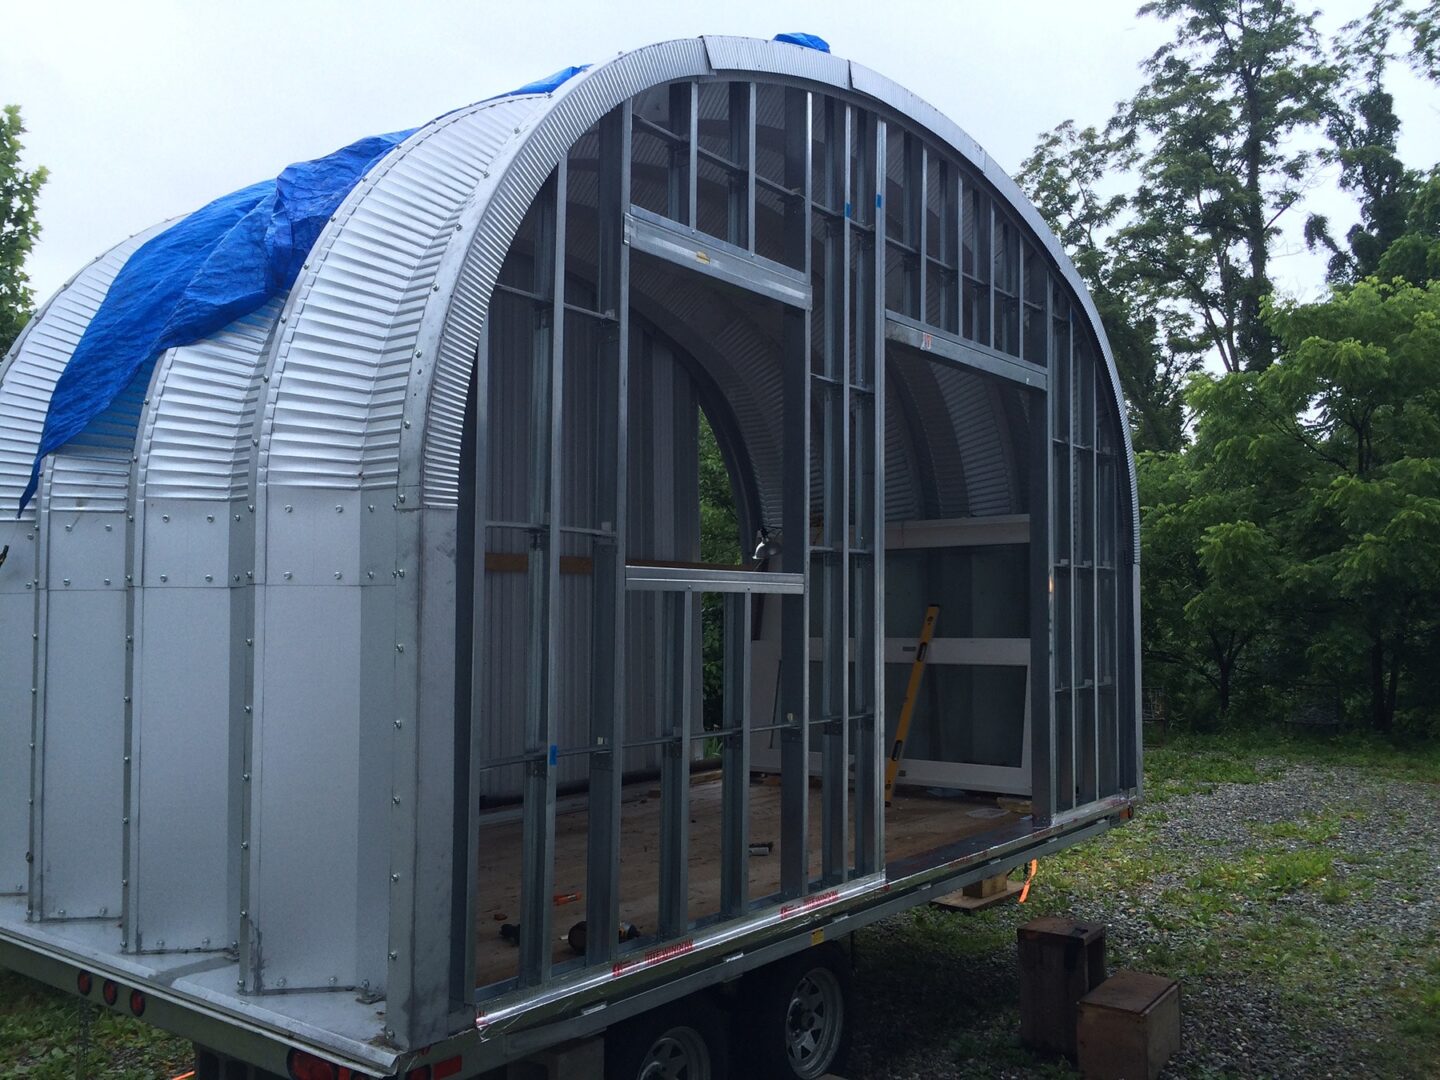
140 301 281 500
0 225 169 518
259 94 551 490
416 39 713 505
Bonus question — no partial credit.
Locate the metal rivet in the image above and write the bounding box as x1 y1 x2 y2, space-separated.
277 978 286 987
62 578 70 586
205 574 213 582
162 514 169 522
64 524 72 531
393 719 402 729
160 574 167 582
390 873 400 883
395 643 404 652
334 505 343 513
104 578 111 586
388 951 398 961
334 571 343 580
206 514 214 523
285 505 292 513
392 795 400 805
283 571 293 579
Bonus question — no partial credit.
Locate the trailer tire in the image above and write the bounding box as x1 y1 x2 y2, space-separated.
605 995 730 1080
742 942 852 1079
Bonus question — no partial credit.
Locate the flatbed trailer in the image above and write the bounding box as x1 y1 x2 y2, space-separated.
0 33 1140 1080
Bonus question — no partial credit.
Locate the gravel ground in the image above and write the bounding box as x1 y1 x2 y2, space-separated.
845 760 1440 1079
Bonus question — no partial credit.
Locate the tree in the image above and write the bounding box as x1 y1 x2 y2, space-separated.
0 105 48 357
1019 122 1197 451
1307 1 1420 281
1113 0 1338 372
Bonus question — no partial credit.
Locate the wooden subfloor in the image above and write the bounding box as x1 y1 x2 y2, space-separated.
474 773 1021 988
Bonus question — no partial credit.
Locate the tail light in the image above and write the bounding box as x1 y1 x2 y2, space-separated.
101 980 119 1006
286 1050 338 1080
76 971 92 996
129 989 147 1016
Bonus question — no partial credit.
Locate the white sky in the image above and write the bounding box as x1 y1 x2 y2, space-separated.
5 0 1438 305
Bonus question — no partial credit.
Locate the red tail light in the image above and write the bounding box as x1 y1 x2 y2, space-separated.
101 980 119 1006
286 1049 338 1080
76 971 92 996
405 1067 431 1080
434 1058 463 1079
129 989 146 1016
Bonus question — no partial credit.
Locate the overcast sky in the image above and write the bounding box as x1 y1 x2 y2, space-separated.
5 0 1438 305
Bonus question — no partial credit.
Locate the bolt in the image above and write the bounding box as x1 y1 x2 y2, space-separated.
391 873 400 883
160 574 167 582
205 574 213 582
392 794 401 805
334 571 343 580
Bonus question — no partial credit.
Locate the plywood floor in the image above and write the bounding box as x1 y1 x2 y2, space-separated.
474 773 1021 987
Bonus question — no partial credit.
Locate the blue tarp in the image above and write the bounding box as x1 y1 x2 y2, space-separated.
19 43 821 509
773 32 831 53
18 63 597 512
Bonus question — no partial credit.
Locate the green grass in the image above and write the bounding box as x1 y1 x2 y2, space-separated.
850 727 1440 1079
0 969 190 1079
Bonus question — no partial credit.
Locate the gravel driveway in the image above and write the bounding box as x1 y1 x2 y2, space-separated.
845 759 1440 1079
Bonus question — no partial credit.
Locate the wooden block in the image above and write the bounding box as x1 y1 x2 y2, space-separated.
965 872 1008 899
931 879 1023 913
1017 917 1107 1058
1077 971 1181 1080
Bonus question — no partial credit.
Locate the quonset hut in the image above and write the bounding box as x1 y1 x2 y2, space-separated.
0 33 1140 1076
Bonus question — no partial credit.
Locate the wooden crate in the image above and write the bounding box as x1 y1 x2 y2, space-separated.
1017 916 1107 1057
1077 970 1181 1080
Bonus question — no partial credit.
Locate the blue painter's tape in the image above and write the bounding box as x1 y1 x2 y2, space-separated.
844 201 852 218
549 744 558 766
876 193 883 209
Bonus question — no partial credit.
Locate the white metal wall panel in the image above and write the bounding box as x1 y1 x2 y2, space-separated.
34 461 128 918
131 584 233 950
0 525 35 895
249 583 370 991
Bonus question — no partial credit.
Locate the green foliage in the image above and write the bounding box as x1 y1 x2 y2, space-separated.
1146 279 1440 730
698 411 741 734
1115 0 1338 372
0 104 48 357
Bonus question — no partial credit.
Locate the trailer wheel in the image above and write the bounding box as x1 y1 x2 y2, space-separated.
605 996 730 1080
743 942 852 1079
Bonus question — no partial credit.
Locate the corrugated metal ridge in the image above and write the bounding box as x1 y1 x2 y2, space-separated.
256 92 553 491
0 224 172 519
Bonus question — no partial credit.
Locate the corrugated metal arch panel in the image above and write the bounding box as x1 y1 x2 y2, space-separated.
140 300 280 500
0 224 169 518
258 93 550 491
934 367 1018 517
411 39 714 505
702 35 853 89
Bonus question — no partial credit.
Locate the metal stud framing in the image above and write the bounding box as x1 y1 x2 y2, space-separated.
0 41 1142 1070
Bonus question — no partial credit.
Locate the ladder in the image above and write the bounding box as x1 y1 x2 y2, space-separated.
884 604 939 806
